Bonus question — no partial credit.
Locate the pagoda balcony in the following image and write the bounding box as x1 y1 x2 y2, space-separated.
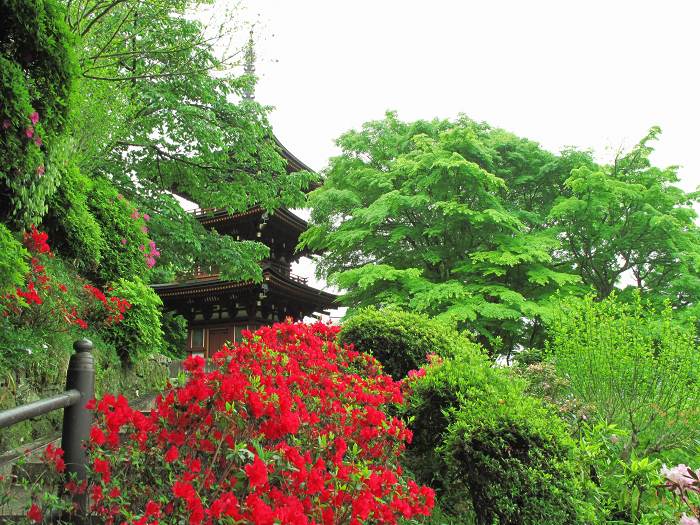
186 265 308 286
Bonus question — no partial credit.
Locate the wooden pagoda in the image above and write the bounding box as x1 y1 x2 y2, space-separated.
152 143 336 357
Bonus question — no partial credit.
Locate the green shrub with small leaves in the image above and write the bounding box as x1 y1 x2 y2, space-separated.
86 178 152 284
405 347 592 524
0 223 29 295
104 277 165 363
339 307 467 379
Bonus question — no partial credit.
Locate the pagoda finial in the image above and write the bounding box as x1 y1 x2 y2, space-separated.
243 27 256 100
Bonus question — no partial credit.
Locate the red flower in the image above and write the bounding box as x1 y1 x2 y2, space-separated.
29 111 40 125
164 445 179 463
244 455 268 488
91 425 106 445
93 457 111 483
27 503 42 523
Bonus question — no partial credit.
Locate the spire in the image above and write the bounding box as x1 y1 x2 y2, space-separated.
243 28 256 100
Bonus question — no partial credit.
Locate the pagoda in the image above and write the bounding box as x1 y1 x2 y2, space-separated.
152 33 336 357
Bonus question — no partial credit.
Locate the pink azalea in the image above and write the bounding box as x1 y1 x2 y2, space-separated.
25 127 34 138
139 245 145 251
146 256 156 268
141 226 148 234
143 213 150 221
36 165 45 176
29 112 39 125
661 464 696 490
121 238 127 245
680 514 700 525
34 136 42 147
130 210 139 220
2 119 10 129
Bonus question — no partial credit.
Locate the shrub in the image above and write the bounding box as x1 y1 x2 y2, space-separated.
0 223 28 295
405 348 591 524
86 178 155 284
21 321 435 524
547 294 700 458
43 164 105 272
0 0 77 226
339 307 467 379
105 277 166 363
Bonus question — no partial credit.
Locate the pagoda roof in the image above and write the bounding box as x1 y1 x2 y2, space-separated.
152 267 337 308
191 206 307 231
275 136 315 174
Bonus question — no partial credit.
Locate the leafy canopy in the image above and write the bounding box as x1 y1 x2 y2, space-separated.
301 113 581 354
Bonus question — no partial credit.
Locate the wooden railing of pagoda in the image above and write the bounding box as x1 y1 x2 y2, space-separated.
189 266 308 285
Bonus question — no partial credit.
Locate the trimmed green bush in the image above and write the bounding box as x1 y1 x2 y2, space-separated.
339 307 468 379
405 347 592 524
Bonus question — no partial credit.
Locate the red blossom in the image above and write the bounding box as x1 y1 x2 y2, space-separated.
27 503 42 523
244 455 268 488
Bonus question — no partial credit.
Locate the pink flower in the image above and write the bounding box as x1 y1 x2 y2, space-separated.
139 245 145 251
2 119 10 129
680 514 700 525
146 256 156 268
29 111 40 125
661 464 697 490
141 226 148 234
36 165 45 176
34 136 42 147
143 213 151 221
25 127 34 138
121 238 127 245
130 210 139 219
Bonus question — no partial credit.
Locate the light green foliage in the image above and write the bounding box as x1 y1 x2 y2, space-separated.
547 294 700 458
0 224 29 295
406 347 591 524
105 277 166 362
339 307 469 379
84 178 151 284
44 164 105 272
302 113 581 355
0 0 78 226
549 128 700 308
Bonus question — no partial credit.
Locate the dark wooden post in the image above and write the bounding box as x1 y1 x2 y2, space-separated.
61 339 95 513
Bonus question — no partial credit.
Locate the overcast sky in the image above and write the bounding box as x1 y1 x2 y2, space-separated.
243 0 699 193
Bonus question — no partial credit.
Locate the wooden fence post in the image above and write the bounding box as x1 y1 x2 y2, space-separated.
60 339 95 514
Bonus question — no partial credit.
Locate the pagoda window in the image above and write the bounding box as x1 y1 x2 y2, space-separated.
191 327 205 350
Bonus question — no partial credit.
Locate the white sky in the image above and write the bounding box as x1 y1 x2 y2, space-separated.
243 0 700 193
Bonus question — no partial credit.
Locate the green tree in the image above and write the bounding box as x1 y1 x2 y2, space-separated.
302 113 581 355
549 128 700 311
56 0 314 282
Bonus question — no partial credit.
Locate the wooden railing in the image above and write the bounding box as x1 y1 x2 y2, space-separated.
0 340 95 515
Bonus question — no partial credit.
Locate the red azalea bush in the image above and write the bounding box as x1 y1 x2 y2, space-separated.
1 226 131 330
52 321 433 525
